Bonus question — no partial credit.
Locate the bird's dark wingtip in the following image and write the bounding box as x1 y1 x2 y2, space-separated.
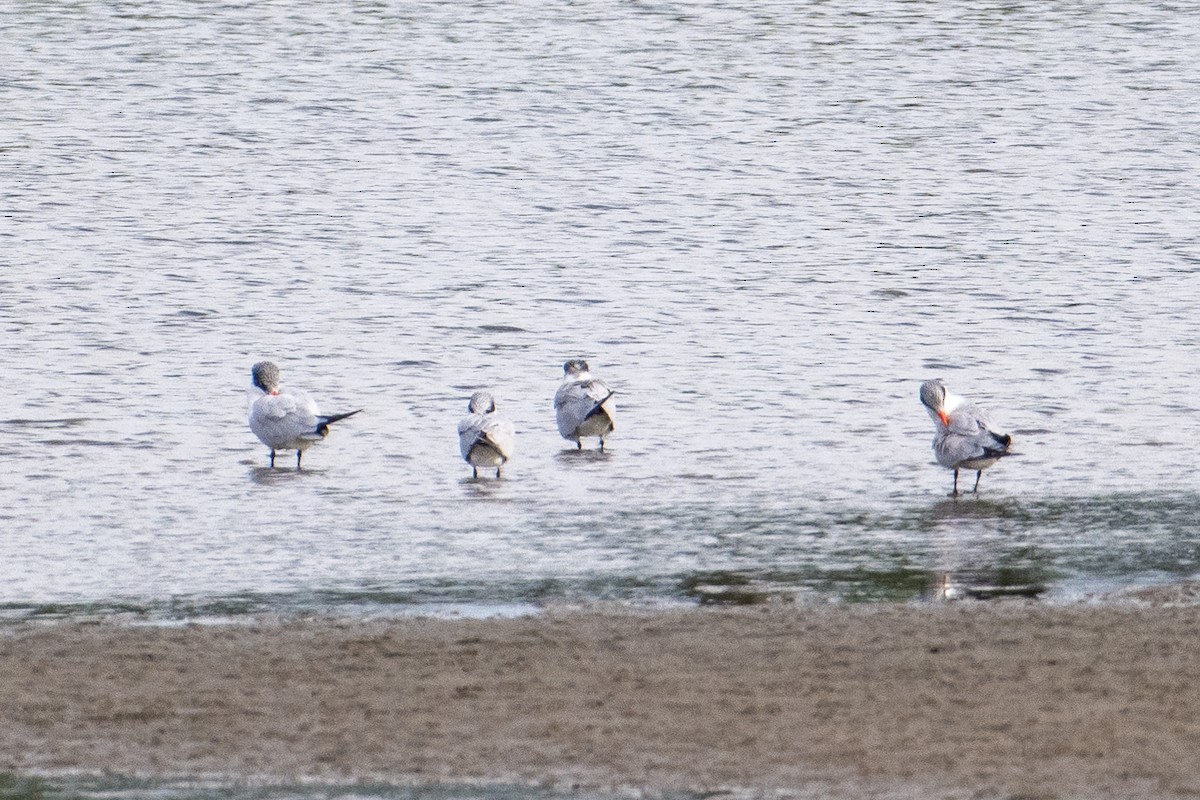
321 409 363 425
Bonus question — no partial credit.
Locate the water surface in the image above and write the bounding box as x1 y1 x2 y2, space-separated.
4 0 1200 619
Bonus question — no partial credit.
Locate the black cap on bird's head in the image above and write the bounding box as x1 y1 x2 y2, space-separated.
919 379 945 410
919 379 950 425
562 359 590 376
252 361 281 394
468 391 496 414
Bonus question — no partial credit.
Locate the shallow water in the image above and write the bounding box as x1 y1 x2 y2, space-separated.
4 0 1200 619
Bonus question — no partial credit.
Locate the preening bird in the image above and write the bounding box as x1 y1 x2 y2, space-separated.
457 391 516 478
248 361 362 470
919 379 1012 496
553 359 616 450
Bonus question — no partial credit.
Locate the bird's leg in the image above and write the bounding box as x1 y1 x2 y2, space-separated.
972 470 982 493
296 450 303 471
495 467 502 478
599 437 606 452
951 469 960 497
269 450 276 469
576 440 582 450
472 466 478 479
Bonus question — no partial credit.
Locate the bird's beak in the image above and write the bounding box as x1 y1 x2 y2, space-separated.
938 409 950 426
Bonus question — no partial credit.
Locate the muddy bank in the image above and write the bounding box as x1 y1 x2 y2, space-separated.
2 603 1199 798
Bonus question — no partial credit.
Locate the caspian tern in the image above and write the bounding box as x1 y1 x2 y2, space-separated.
248 361 362 470
919 379 1012 495
554 359 616 451
457 391 516 479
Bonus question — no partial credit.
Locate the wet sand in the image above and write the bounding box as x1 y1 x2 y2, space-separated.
3 602 1200 798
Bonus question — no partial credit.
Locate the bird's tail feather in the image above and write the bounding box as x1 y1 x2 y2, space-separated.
585 390 616 420
320 409 363 425
315 409 363 436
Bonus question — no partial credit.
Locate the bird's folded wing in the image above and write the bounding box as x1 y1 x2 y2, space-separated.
941 428 1008 463
251 393 321 444
554 383 592 435
947 404 988 436
458 416 484 459
481 418 516 458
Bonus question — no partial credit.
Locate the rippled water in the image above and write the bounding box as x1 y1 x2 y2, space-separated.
4 0 1200 619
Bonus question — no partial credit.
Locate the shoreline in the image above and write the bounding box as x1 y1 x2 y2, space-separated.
3 601 1200 798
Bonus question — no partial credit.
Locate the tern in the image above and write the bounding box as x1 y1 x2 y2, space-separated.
457 391 516 478
554 359 616 450
248 361 362 469
919 379 1012 496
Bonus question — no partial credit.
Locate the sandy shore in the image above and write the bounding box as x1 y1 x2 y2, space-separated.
3 601 1200 798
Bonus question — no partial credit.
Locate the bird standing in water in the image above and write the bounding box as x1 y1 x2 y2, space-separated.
248 361 362 470
457 391 516 478
919 379 1012 496
554 359 616 450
